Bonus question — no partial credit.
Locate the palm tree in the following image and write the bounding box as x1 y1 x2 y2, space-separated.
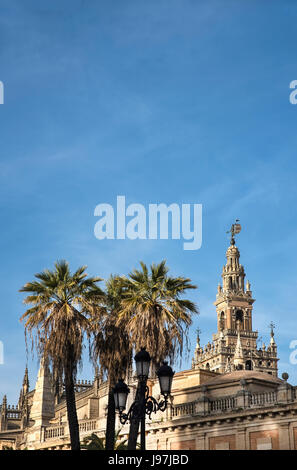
20 260 104 451
81 429 129 450
81 433 105 450
91 276 132 450
118 260 198 449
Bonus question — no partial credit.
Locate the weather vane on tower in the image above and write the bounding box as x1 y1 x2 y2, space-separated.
269 321 276 338
226 219 241 245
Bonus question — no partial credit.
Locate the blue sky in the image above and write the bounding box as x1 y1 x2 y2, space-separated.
1 0 297 403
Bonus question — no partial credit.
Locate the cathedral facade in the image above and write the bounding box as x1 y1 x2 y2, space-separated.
1 230 297 450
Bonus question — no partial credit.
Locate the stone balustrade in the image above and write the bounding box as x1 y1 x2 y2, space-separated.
44 425 65 440
0 404 21 420
79 419 97 434
169 385 297 420
44 418 98 441
209 396 237 412
75 380 93 394
42 384 297 442
171 402 196 418
6 410 22 419
225 330 258 338
248 391 277 407
58 380 94 396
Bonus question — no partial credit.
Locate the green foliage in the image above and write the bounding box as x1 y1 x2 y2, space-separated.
19 260 104 380
91 275 132 386
81 430 128 450
118 260 198 366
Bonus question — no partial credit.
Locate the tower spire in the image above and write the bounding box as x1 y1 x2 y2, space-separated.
221 223 246 296
2 395 7 409
29 357 54 428
196 327 201 348
233 330 244 369
0 395 7 432
269 322 276 346
18 365 30 409
23 366 29 392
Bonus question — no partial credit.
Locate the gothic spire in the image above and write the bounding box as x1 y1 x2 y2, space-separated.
23 366 29 390
270 322 276 342
29 357 54 427
2 395 7 409
196 327 201 348
233 331 244 368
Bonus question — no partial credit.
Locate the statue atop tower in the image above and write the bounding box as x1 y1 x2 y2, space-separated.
226 219 241 246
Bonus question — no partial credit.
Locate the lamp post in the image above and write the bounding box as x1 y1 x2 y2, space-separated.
113 348 175 450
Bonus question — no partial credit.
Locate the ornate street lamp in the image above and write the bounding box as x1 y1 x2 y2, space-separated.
157 361 175 397
113 349 175 450
113 379 130 412
134 347 151 380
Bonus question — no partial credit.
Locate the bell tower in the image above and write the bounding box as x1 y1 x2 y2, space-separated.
192 222 279 376
215 222 256 353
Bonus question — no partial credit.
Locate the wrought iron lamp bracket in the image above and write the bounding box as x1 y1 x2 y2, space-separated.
119 386 169 424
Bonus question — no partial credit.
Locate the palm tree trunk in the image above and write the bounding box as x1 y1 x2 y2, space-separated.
128 416 140 450
65 369 80 451
105 386 116 450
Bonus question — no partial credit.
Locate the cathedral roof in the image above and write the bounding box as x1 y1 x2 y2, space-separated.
201 370 283 386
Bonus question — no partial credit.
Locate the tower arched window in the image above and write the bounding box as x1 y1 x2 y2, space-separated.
236 310 243 322
235 309 244 330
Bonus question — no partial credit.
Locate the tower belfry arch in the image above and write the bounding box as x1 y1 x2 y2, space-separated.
192 222 279 376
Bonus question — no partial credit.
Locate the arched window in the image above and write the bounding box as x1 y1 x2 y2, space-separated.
245 360 253 370
236 310 243 322
235 309 244 330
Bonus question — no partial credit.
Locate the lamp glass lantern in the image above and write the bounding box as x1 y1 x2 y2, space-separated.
113 379 130 411
157 362 175 397
134 347 151 379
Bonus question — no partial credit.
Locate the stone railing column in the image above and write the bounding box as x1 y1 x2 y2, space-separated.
277 378 293 404
196 386 209 415
236 379 251 409
40 426 46 442
167 396 174 420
